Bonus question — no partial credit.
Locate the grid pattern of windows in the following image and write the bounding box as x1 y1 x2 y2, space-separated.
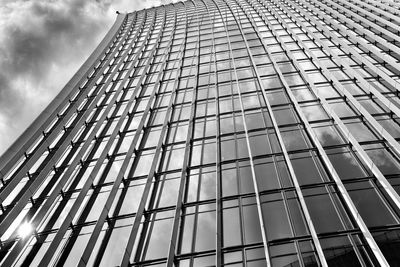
1 0 400 266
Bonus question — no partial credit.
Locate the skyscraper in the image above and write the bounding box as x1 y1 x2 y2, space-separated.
1 0 400 266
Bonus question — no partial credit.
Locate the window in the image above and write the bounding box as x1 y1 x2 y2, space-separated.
327 147 369 180
280 126 311 151
303 186 351 233
344 119 378 142
291 152 327 185
273 105 298 125
301 103 330 122
347 181 398 227
312 122 345 146
261 191 308 241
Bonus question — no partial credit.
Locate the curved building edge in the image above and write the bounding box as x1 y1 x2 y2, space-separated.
0 13 127 172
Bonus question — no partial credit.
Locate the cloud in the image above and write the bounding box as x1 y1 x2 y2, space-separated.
0 0 175 155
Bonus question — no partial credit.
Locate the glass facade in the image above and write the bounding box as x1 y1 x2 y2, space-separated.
1 0 400 266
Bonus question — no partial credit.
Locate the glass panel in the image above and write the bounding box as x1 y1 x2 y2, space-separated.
347 181 397 227
222 206 241 247
273 106 298 126
312 123 345 146
249 132 272 156
320 235 375 266
330 101 356 117
100 221 130 266
280 127 310 151
63 228 91 266
269 242 299 267
222 164 239 197
373 229 400 266
144 215 174 260
301 103 329 121
261 194 292 241
364 144 400 175
155 174 180 208
266 90 289 106
199 169 216 201
291 152 326 185
193 255 216 266
243 204 263 244
195 211 216 251
133 151 155 177
327 148 369 180
254 158 281 191
345 120 378 142
239 164 255 194
303 187 345 233
179 213 194 254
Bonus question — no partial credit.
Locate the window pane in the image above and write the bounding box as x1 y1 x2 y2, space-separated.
254 158 280 191
303 187 345 233
223 207 241 247
196 211 216 251
347 182 397 227
291 153 326 185
327 148 369 180
262 195 292 241
243 205 263 244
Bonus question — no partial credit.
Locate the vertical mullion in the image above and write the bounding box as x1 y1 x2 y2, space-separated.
118 5 190 266
222 1 329 266
291 0 400 100
269 0 400 214
6 13 143 265
308 0 400 56
76 6 171 266
0 14 126 179
246 0 391 266
206 4 224 267
54 13 153 267
280 0 400 155
197 1 224 265
0 13 133 247
86 20 158 267
33 10 152 267
362 0 400 19
0 16 131 208
348 0 400 24
27 10 144 239
211 0 272 265
166 2 201 265
332 0 400 33
0 16 131 221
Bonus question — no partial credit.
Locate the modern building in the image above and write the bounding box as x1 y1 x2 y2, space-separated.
1 0 400 266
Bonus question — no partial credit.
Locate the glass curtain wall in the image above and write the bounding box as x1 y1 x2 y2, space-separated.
1 0 400 266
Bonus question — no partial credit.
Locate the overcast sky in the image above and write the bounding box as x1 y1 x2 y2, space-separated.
0 0 174 155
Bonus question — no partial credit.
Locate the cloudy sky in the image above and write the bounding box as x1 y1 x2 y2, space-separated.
0 0 174 155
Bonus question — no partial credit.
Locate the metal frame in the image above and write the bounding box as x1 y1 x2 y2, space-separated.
243 0 391 265
1 0 400 266
0 14 126 174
